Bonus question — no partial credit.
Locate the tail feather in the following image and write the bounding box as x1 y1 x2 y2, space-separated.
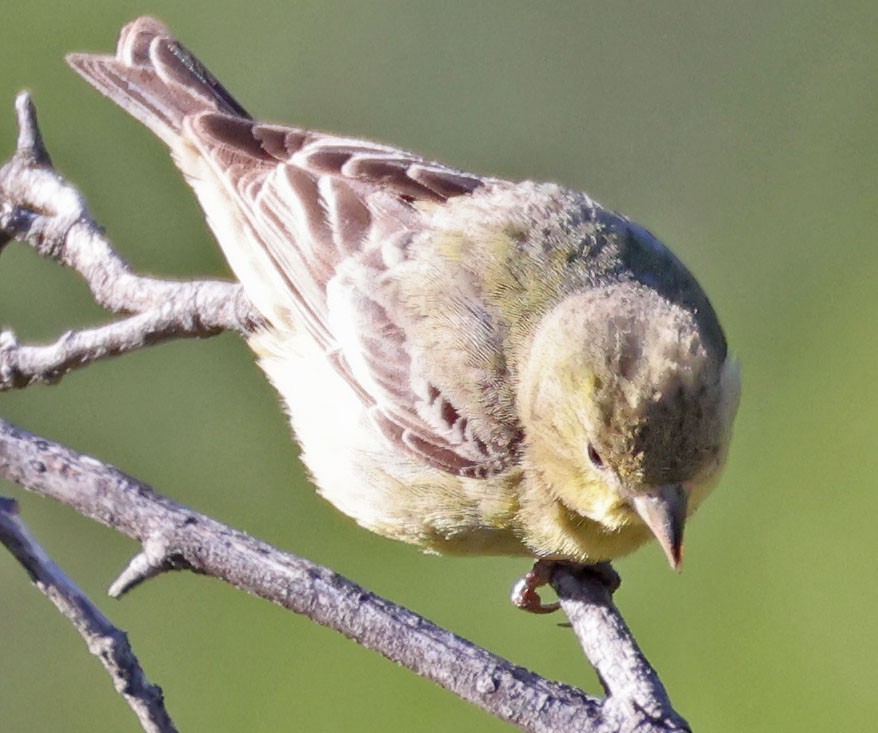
66 16 249 149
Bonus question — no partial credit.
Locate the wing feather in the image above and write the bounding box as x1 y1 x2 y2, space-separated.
68 16 521 477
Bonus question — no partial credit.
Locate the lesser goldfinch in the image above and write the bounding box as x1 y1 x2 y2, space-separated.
68 17 740 610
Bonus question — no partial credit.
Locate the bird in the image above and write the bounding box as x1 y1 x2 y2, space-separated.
67 17 740 611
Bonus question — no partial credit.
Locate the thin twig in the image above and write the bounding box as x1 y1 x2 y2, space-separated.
554 567 690 731
0 294 240 389
0 92 260 389
0 496 178 733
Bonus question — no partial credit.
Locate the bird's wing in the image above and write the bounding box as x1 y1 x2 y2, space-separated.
190 115 522 477
68 17 521 477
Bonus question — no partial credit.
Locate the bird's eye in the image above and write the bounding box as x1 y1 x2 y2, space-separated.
587 443 605 469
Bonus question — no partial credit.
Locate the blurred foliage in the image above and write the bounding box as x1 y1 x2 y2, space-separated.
1 2 877 731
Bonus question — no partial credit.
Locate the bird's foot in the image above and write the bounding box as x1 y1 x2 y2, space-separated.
510 559 561 613
511 559 621 613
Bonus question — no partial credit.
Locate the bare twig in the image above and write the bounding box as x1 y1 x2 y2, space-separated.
0 92 692 732
0 92 260 389
554 567 690 731
0 497 178 733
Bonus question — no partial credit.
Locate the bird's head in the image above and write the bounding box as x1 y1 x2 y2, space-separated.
518 281 740 567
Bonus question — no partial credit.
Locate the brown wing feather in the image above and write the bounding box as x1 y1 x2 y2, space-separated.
68 16 520 477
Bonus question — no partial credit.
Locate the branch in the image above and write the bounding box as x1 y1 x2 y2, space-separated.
0 496 178 733
0 93 691 732
555 568 688 731
0 92 261 389
0 416 643 733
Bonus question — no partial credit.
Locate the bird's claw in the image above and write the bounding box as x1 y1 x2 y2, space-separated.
511 559 622 613
510 559 561 613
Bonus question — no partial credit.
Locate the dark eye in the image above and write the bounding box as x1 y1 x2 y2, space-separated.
587 443 605 469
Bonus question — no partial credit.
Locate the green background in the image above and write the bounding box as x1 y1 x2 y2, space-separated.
2 2 876 731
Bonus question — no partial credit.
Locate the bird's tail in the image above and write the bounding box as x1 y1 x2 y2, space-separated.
66 16 250 149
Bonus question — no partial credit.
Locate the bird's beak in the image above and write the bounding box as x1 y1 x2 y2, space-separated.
631 484 688 571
